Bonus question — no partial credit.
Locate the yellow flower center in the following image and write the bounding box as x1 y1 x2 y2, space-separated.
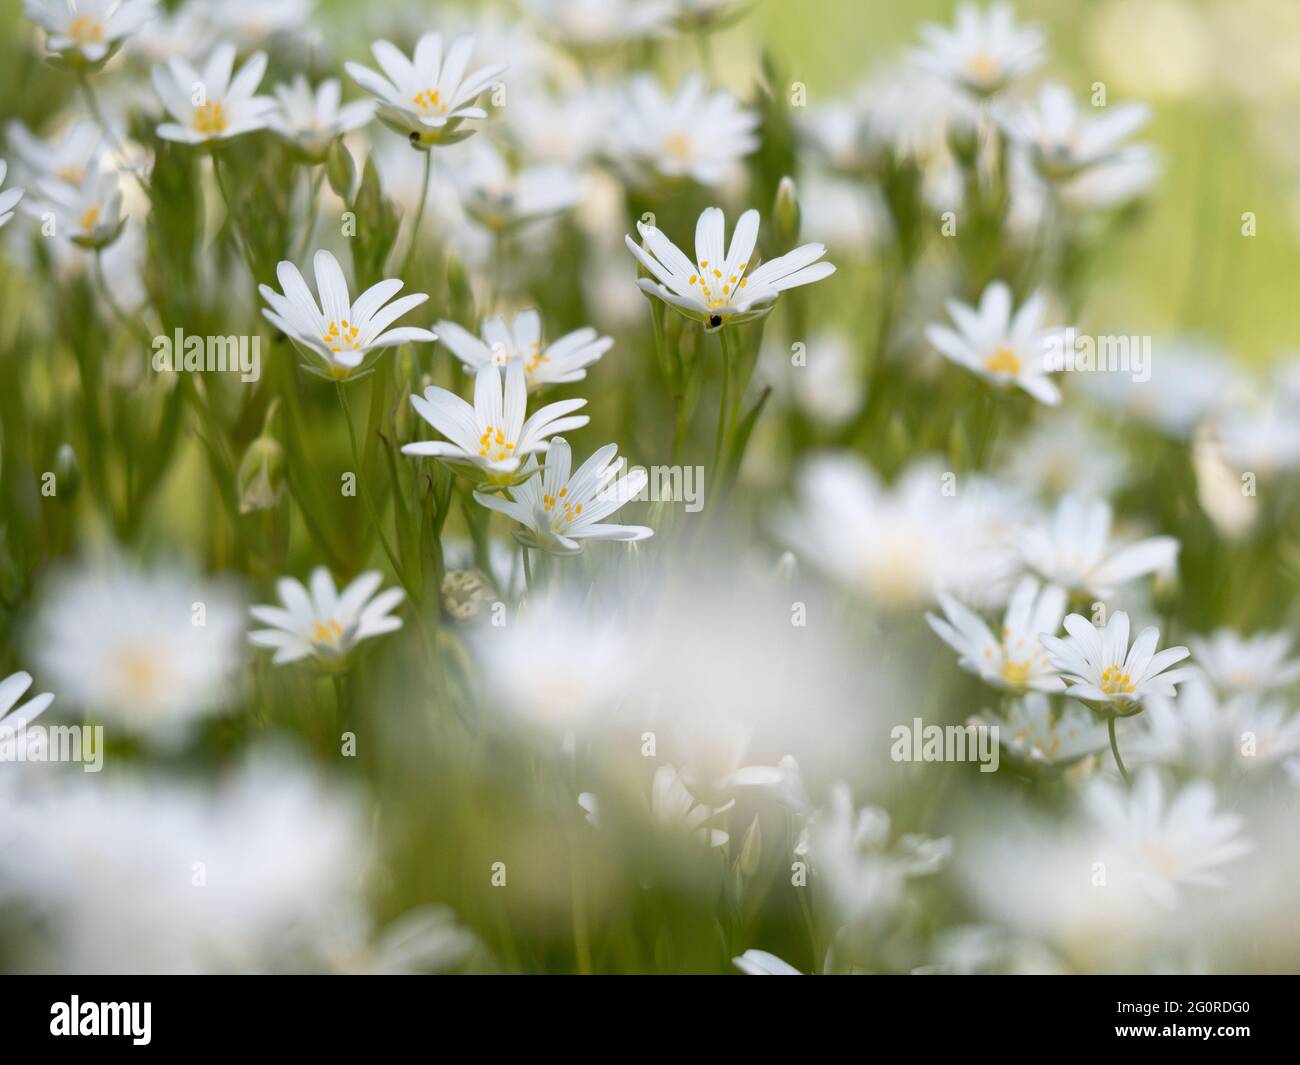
193 101 228 136
542 485 583 528
68 15 105 45
1000 659 1032 687
687 258 749 310
1099 665 1135 695
478 426 516 462
523 340 548 377
664 132 694 162
412 88 447 116
312 619 344 646
984 346 1022 376
117 648 162 700
322 318 362 354
966 54 1000 84
79 206 101 232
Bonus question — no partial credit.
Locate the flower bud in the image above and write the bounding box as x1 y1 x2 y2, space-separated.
237 400 285 514
774 176 800 248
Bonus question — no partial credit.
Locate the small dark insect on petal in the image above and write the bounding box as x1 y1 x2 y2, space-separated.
709 314 722 329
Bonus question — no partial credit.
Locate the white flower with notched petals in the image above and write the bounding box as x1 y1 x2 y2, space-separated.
970 691 1110 768
1083 770 1251 908
0 160 24 229
436 309 613 391
30 561 244 739
1189 629 1300 696
453 140 583 231
259 250 436 381
248 568 404 667
914 1 1045 98
5 119 101 185
38 154 125 249
1018 496 1179 598
1041 611 1193 715
267 75 375 160
733 949 802 975
925 281 1069 405
402 362 588 485
475 437 652 555
345 34 505 149
1000 82 1152 184
928 576 1067 692
524 0 673 48
626 207 835 333
24 0 157 66
611 74 759 188
0 671 55 762
151 43 275 144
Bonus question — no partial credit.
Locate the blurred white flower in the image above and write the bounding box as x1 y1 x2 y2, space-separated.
798 173 890 252
2 752 367 972
437 309 613 391
925 281 1068 405
1190 629 1300 696
765 327 863 428
453 141 584 231
580 764 734 847
914 1 1046 98
0 671 55 762
671 712 788 806
403 361 588 485
928 576 1067 692
1000 82 1152 184
345 34 505 149
1018 496 1179 598
799 781 951 931
193 0 313 49
151 43 275 144
248 568 405 667
37 154 125 249
475 437 652 554
733 949 802 975
504 84 615 168
1000 412 1127 500
627 206 835 333
24 0 158 66
524 0 673 48
267 75 375 161
323 905 481 975
5 119 101 185
30 560 244 740
1083 770 1251 908
259 249 436 381
1213 399 1300 476
1041 611 1192 714
611 74 759 188
971 691 1109 768
0 159 24 229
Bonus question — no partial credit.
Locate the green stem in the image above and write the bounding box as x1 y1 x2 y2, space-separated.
713 329 733 472
294 167 326 262
211 151 261 282
521 545 533 593
336 380 411 596
77 72 147 192
397 150 433 278
1108 716 1131 785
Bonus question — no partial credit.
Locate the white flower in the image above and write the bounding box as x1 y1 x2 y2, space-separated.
1000 82 1152 184
925 281 1068 405
0 671 55 762
151 43 276 144
437 309 613 391
1083 770 1251 908
38 153 125 249
1041 611 1193 714
579 764 734 847
192 0 313 48
323 905 481 975
345 33 505 149
24 0 158 66
475 436 652 554
523 0 673 48
1189 629 1300 696
1 752 367 973
626 206 835 332
267 75 374 160
503 84 617 168
5 119 101 185
767 328 863 428
1018 496 1179 598
30 561 244 739
611 74 759 187
733 949 802 975
670 712 788 807
971 691 1110 768
914 1 1045 98
1214 399 1300 476
402 361 588 484
799 781 951 930
1000 411 1127 500
453 140 583 231
248 568 404 667
0 159 23 229
928 576 1067 692
258 249 437 381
